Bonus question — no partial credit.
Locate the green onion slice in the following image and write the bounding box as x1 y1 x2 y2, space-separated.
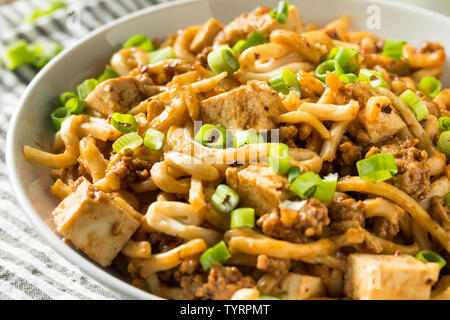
31 41 63 70
98 65 119 83
324 47 339 61
419 76 442 99
269 1 290 24
269 143 290 175
51 107 71 131
445 192 450 207
144 128 165 151
123 34 155 52
230 208 255 229
358 69 388 89
199 241 232 271
290 171 323 198
415 250 447 269
233 130 263 148
356 153 398 182
339 73 357 84
437 131 450 157
65 98 86 114
148 46 175 64
112 132 143 154
77 79 99 100
58 92 78 106
288 166 301 184
335 47 359 73
315 60 344 82
313 173 338 202
232 31 268 53
26 0 67 22
382 39 406 61
194 124 227 148
111 113 137 133
207 45 240 75
438 117 450 132
1 40 36 70
269 68 301 97
399 89 429 121
211 184 240 214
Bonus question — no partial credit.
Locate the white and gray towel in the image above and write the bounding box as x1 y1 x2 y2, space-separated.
0 0 171 300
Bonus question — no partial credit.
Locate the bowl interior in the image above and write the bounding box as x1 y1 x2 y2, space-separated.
7 0 450 299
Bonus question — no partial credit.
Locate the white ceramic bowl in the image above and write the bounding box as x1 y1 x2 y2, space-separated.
6 0 450 299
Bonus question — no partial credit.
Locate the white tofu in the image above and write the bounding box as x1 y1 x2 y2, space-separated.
359 110 406 143
278 273 326 300
345 254 440 300
52 178 140 267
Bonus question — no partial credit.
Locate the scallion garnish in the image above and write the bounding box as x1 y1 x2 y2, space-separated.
207 45 240 75
26 0 67 23
98 65 119 83
290 171 322 198
77 78 99 100
288 166 301 184
65 98 86 114
269 68 301 97
144 128 165 151
438 117 450 132
382 39 406 61
399 89 429 121
232 31 268 53
419 76 442 99
123 34 155 52
315 60 344 82
335 47 359 73
437 131 450 157
233 130 263 148
230 208 255 229
269 1 290 24
358 69 388 89
313 173 338 202
1 40 37 70
51 107 71 131
199 241 232 271
194 124 227 148
111 113 137 133
356 153 398 182
339 73 357 84
415 250 447 269
269 143 290 174
31 41 63 70
211 184 240 214
148 46 175 64
112 132 143 154
58 92 78 106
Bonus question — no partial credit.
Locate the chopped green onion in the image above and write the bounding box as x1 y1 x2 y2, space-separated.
51 107 71 131
399 89 429 121
313 173 337 202
437 131 450 157
269 1 290 24
111 113 137 133
31 41 63 70
382 39 406 61
77 79 99 100
269 143 290 174
324 47 339 61
112 132 143 154
290 171 323 198
269 68 301 97
232 31 268 53
65 98 86 114
415 250 447 269
335 47 359 73
288 166 301 184
26 0 67 22
123 34 154 52
230 208 255 229
207 45 240 75
58 92 78 106
438 117 450 132
356 153 398 182
419 76 442 99
199 241 231 271
98 65 119 83
233 130 263 148
194 124 227 148
144 128 165 151
315 60 344 82
211 184 240 214
339 73 357 84
358 69 388 89
445 192 450 207
257 295 281 300
148 46 175 64
1 40 36 70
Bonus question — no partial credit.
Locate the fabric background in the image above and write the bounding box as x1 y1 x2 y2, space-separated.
0 0 171 300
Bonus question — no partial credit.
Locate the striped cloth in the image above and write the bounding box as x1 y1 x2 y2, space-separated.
0 0 171 300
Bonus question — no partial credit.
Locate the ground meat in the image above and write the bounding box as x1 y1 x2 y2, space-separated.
336 136 362 166
328 192 365 234
147 232 184 254
279 125 298 147
256 254 290 277
365 217 399 240
180 264 255 300
257 199 329 243
109 155 152 185
376 137 431 201
430 196 450 231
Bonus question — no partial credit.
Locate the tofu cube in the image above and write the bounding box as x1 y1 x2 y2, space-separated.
279 273 326 300
190 18 223 53
359 109 406 143
345 254 440 300
52 179 140 267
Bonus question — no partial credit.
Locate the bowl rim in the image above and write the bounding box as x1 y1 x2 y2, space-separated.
5 0 450 300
